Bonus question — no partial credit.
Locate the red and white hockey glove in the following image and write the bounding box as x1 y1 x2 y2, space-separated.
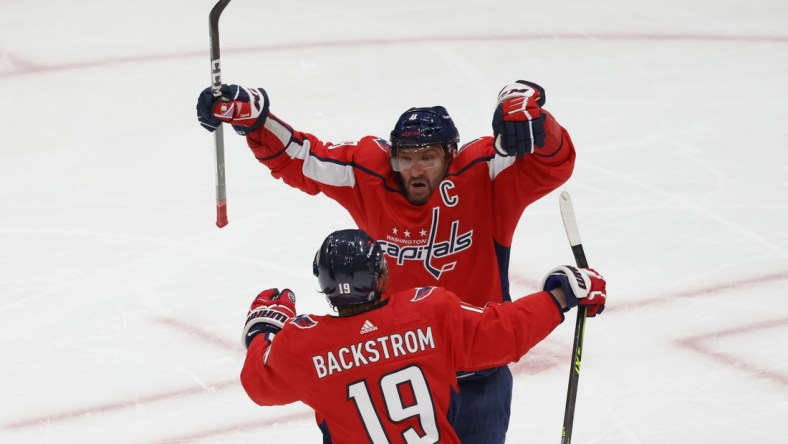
492 80 547 157
542 265 607 317
196 84 270 136
242 288 297 348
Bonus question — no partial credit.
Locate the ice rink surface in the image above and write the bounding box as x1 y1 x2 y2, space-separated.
1 0 787 442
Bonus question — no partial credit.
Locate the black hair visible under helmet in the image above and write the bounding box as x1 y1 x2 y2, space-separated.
312 229 387 309
389 106 460 152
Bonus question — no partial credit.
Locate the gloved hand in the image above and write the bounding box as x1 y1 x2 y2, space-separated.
196 84 270 136
242 288 297 348
541 265 607 316
492 80 547 157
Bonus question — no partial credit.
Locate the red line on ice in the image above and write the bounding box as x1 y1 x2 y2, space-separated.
607 269 788 312
2 379 237 430
676 317 788 387
157 315 238 351
2 32 786 78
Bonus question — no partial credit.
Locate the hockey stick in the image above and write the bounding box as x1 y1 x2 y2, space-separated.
559 191 589 444
209 0 231 228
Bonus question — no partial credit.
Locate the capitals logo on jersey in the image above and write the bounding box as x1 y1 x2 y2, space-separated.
291 315 318 329
378 181 473 280
411 287 437 301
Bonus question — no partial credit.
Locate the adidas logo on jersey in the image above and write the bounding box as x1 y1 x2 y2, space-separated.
360 320 378 334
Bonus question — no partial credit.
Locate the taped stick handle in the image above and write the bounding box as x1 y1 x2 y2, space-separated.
209 0 231 228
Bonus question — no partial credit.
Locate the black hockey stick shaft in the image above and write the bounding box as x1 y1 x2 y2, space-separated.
209 0 231 228
559 191 588 444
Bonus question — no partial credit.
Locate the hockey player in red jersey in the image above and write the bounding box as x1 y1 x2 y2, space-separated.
199 80 575 443
241 229 607 443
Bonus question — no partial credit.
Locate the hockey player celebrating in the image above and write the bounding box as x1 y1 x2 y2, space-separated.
198 80 575 443
241 229 607 443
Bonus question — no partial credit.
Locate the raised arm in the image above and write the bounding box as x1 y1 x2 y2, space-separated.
452 265 607 371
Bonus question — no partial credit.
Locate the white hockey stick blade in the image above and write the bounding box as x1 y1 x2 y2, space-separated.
559 191 582 247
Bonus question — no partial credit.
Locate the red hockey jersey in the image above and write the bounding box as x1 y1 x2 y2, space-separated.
241 287 564 443
245 111 574 306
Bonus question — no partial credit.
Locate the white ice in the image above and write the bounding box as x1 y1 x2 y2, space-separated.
1 0 787 442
